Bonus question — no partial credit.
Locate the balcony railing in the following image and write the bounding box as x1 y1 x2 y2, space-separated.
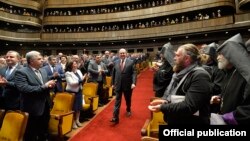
238 0 250 10
45 0 139 8
1 0 42 11
41 16 234 42
0 29 40 41
0 10 42 27
43 0 235 25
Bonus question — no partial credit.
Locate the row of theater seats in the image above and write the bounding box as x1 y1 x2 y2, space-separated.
0 93 75 141
49 76 114 140
140 61 167 141
49 92 75 141
0 109 29 141
60 76 113 113
0 79 110 141
141 97 166 141
0 61 149 141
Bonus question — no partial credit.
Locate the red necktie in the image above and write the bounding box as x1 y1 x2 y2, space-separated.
120 60 124 71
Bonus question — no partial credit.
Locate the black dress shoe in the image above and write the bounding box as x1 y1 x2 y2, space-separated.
98 103 104 107
110 118 119 124
126 111 131 117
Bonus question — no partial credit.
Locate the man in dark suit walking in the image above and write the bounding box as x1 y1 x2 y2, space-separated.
15 51 56 141
0 50 22 110
110 48 137 124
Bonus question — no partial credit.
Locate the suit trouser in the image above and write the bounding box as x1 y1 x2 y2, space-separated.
24 103 50 141
0 96 4 109
113 89 132 119
97 81 105 104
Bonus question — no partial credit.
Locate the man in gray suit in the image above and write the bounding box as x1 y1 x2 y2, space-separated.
15 51 56 141
88 54 109 105
0 50 22 110
110 48 137 124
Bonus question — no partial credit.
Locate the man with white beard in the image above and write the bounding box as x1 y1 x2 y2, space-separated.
211 34 250 125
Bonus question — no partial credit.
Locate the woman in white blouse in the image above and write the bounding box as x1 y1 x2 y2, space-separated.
65 61 87 129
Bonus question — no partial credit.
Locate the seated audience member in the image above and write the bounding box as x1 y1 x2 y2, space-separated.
148 43 211 125
211 34 250 124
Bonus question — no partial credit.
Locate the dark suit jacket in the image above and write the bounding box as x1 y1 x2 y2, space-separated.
42 64 65 92
0 64 22 110
112 58 137 91
153 61 173 95
161 68 211 124
102 57 114 76
15 66 51 116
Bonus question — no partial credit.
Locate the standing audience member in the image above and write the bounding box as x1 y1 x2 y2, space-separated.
65 61 87 129
88 54 109 106
211 34 250 124
148 43 211 124
57 52 63 63
71 55 81 68
202 43 225 113
0 51 22 110
20 57 28 67
102 51 114 76
110 48 137 124
153 42 174 97
79 54 90 75
43 55 65 93
60 55 68 72
246 38 250 53
42 55 49 66
0 56 6 68
15 51 56 141
0 56 6 107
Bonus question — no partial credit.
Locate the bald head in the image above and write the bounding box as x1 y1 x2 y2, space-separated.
119 48 127 60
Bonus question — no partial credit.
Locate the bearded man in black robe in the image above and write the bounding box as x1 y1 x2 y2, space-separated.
211 34 250 124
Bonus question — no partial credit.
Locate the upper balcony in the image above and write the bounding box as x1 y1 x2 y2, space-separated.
45 0 139 8
238 0 250 10
0 0 42 11
0 29 40 42
0 10 42 27
43 0 235 25
41 16 240 42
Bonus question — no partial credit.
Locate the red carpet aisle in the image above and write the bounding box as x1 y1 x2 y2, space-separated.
69 69 154 141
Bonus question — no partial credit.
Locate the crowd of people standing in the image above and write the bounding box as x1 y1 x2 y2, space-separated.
149 34 250 125
0 33 250 141
0 49 146 141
